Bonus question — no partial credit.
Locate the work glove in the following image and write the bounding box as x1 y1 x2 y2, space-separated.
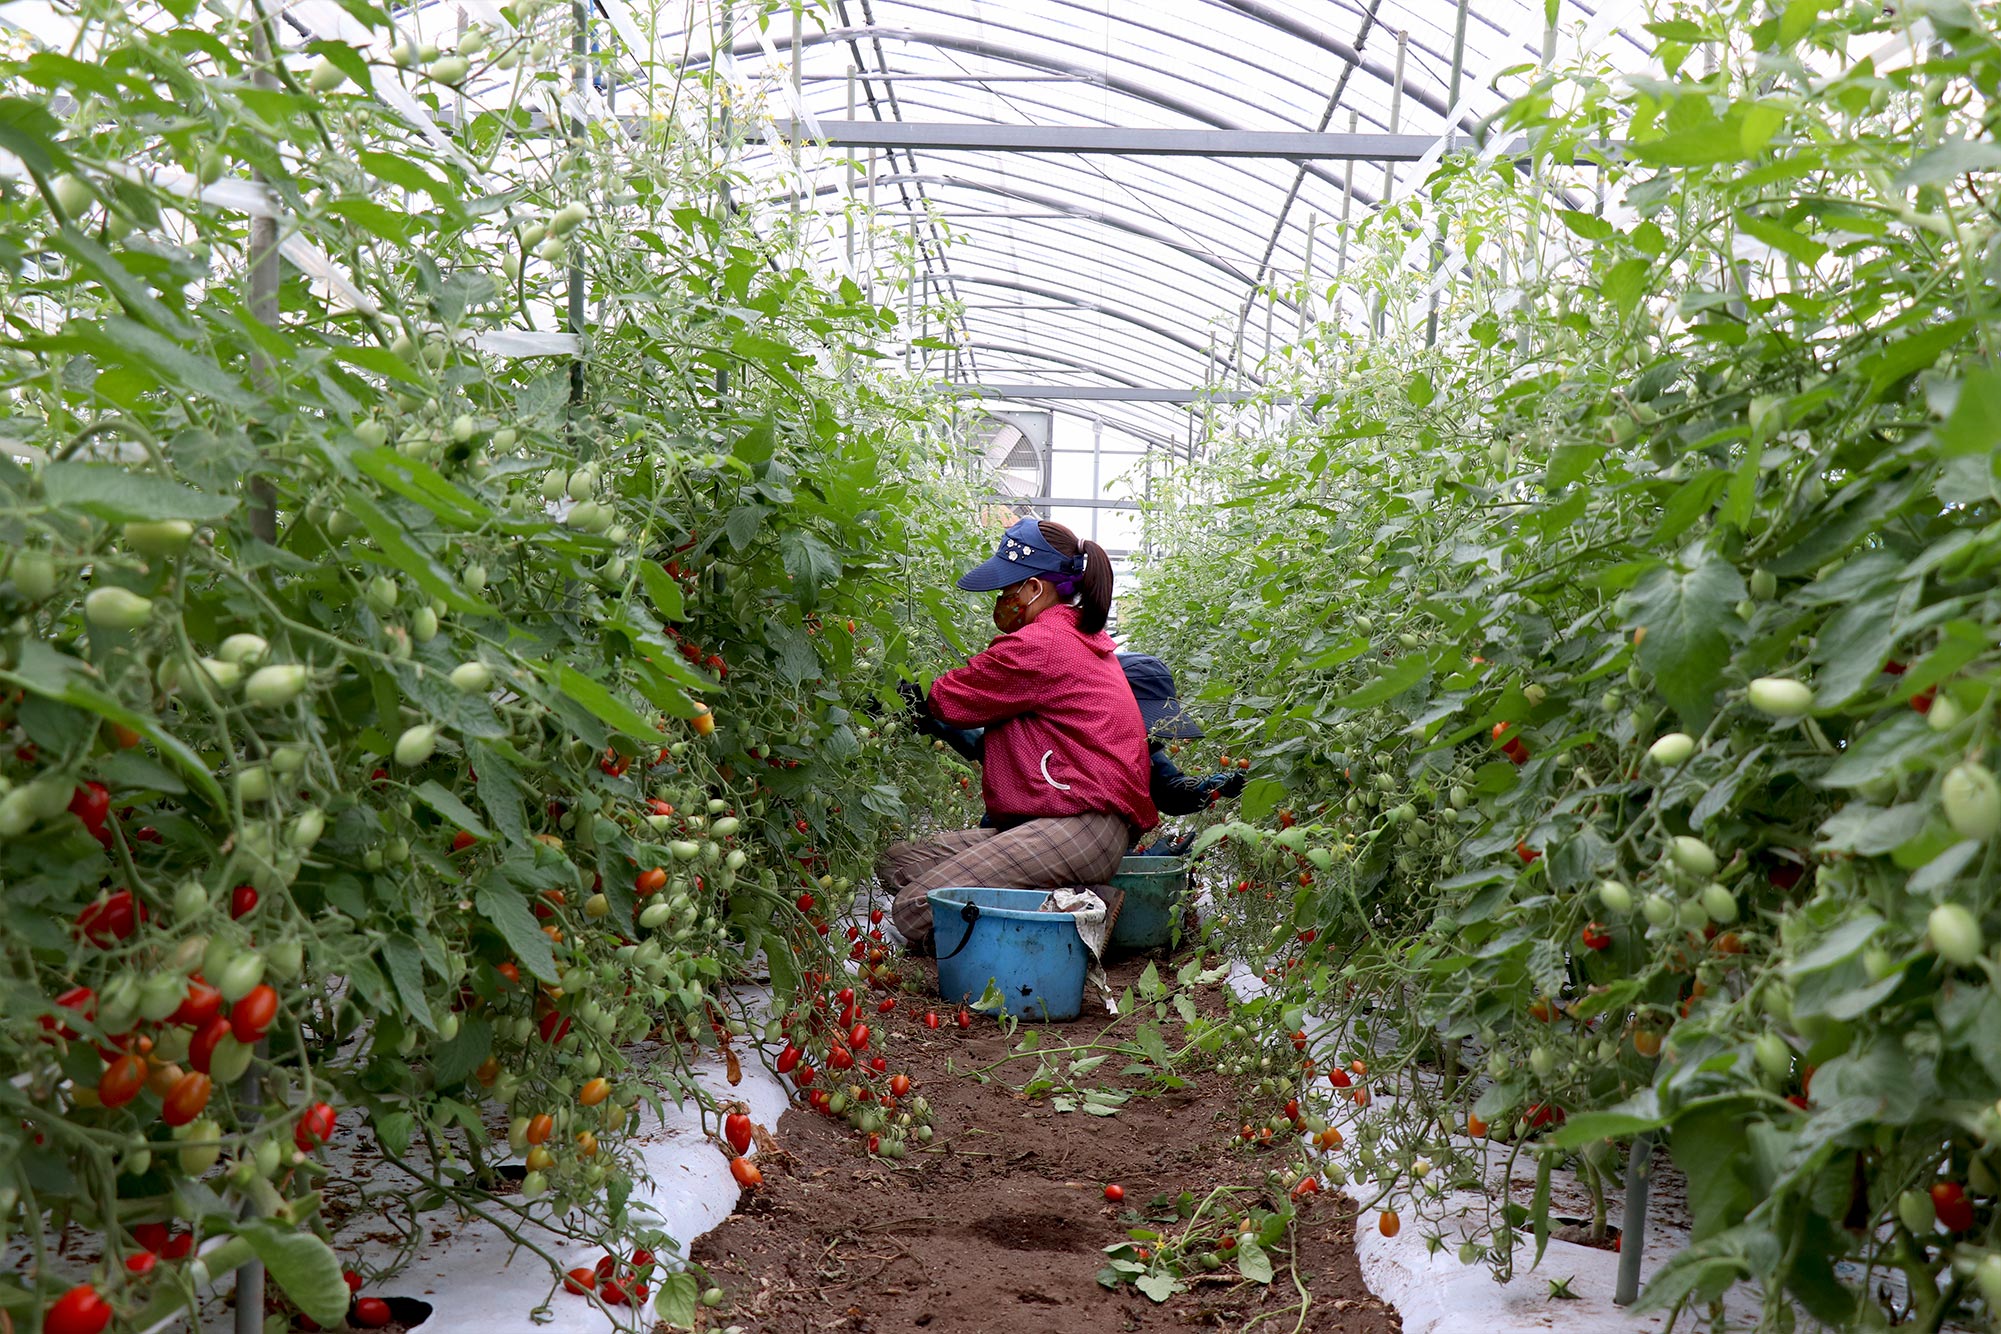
1211 771 1247 801
896 679 927 718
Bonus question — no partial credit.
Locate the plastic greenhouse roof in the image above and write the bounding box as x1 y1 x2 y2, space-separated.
675 0 1655 452
0 0 1655 453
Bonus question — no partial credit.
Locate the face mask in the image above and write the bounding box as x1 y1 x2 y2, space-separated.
993 580 1040 633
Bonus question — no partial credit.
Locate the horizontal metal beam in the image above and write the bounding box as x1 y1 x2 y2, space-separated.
785 119 1508 162
989 496 1144 510
954 383 1284 404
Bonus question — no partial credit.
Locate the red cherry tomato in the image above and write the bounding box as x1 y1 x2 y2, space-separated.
188 1015 231 1074
125 1250 158 1276
451 830 477 853
729 1156 763 1188
295 1101 337 1153
41 985 95 1038
1932 1181 1975 1232
67 781 111 832
724 1112 753 1156
1104 1184 1124 1202
76 889 142 947
162 1071 213 1127
230 984 278 1044
775 1044 801 1074
229 884 259 919
848 1023 870 1050
131 1222 170 1253
172 979 222 1028
350 1296 392 1328
1581 923 1613 950
98 1052 146 1108
45 1283 113 1334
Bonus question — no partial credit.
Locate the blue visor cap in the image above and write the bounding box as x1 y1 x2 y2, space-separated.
957 517 1081 592
1118 652 1205 740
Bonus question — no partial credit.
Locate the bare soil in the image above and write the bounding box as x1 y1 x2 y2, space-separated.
688 954 1402 1334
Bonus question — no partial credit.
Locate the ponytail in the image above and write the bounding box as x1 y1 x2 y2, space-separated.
1036 521 1115 635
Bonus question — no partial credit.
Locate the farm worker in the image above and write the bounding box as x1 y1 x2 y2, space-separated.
915 652 1244 854
880 517 1157 951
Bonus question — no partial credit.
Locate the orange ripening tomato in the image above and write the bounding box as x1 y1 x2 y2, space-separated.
579 1078 611 1107
1633 1029 1664 1058
526 1113 554 1145
636 867 668 896
691 703 716 737
98 1053 147 1108
1466 1112 1488 1138
729 1156 762 1188
1378 1210 1401 1238
161 1071 213 1127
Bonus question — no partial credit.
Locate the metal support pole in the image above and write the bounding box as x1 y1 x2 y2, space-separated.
1089 418 1102 545
905 217 916 373
1298 212 1317 339
1425 0 1472 348
844 67 857 272
865 146 876 303
569 0 588 407
715 0 732 403
1614 1134 1653 1305
246 14 279 547
789 5 801 226
1375 33 1407 341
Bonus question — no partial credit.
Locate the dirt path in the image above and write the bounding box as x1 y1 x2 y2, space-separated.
688 955 1401 1334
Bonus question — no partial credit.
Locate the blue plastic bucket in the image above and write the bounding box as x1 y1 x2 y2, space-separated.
1108 855 1188 951
927 887 1089 1022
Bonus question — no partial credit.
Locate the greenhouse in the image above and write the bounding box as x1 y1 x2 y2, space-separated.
1 0 1997 1328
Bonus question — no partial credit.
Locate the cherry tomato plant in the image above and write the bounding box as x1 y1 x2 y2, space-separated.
1131 1 2001 1325
0 0 979 1326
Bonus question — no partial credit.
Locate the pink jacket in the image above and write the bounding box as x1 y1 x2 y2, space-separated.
927 606 1158 832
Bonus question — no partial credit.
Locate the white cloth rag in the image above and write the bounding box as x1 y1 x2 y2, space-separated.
1040 889 1118 1013
1041 888 1109 956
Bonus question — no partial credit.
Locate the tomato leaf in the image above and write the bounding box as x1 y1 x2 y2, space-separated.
1238 776 1287 822
653 1270 702 1329
411 779 489 840
638 559 686 621
1234 1237 1273 1284
531 661 665 742
236 1218 350 1326
1336 654 1430 710
0 643 224 807
41 460 237 524
344 491 496 616
1628 556 1744 726
474 880 558 984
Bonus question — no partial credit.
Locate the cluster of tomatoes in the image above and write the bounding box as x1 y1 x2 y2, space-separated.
561 1247 657 1307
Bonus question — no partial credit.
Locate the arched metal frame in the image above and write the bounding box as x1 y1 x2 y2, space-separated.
654 0 1647 507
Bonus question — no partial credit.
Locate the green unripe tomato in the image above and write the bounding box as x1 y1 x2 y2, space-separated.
216 952 266 1003
1942 762 2000 843
1668 836 1719 877
1749 568 1777 601
265 938 304 981
84 586 153 630
124 519 195 558
173 880 210 920
1529 1046 1556 1079
308 56 346 91
236 765 273 803
1747 677 1814 719
1701 883 1738 924
178 1119 222 1175
1597 880 1633 913
243 664 308 707
366 575 400 613
410 606 439 642
1897 1189 1935 1235
288 808 325 850
9 550 56 601
1647 732 1695 766
1754 1033 1791 1081
551 202 590 235
394 724 439 766
1928 902 1983 965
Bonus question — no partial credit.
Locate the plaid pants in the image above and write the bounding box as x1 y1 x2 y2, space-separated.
880 812 1131 946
